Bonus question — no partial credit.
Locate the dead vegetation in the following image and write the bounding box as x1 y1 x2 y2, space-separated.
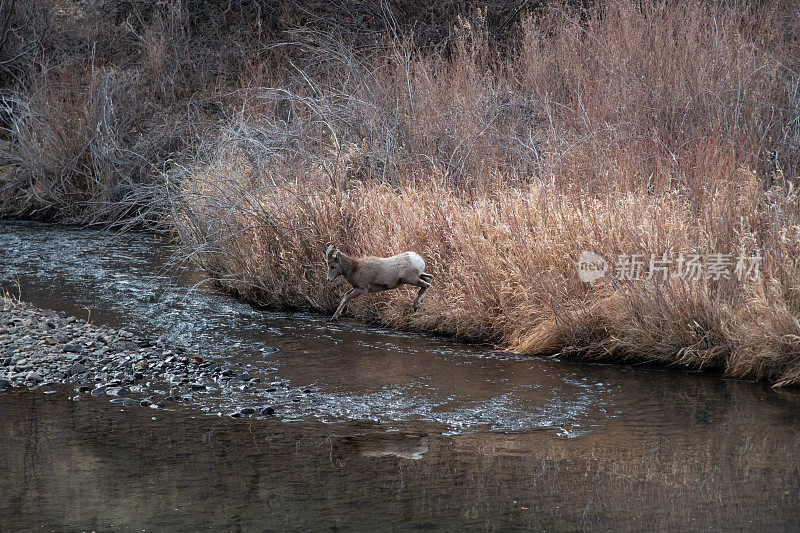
3 1 800 384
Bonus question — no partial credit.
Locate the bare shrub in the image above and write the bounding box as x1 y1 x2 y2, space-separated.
3 0 799 384
1 63 172 224
171 0 800 386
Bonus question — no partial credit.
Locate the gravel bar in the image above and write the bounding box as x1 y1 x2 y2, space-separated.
0 297 275 415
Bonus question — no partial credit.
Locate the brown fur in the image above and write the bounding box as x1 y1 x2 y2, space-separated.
325 245 433 320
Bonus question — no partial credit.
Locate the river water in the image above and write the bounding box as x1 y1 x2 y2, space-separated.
1 220 799 530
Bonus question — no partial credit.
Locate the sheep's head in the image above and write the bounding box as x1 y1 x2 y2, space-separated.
325 245 343 282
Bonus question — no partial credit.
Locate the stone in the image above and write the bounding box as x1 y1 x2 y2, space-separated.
110 398 139 407
106 386 129 397
25 371 43 382
240 407 256 415
66 362 87 376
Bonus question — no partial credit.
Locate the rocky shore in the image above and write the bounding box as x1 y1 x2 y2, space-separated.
0 297 275 416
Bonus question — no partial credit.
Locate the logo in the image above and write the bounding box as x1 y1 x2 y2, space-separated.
577 251 608 282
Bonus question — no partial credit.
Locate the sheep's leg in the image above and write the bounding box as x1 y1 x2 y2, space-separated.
412 278 432 311
331 288 366 320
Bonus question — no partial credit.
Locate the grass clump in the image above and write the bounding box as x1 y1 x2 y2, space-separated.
169 0 800 386
3 0 800 385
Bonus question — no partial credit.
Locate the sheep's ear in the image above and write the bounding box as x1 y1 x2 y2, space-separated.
331 249 340 260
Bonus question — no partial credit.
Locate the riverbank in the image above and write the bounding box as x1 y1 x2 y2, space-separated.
0 296 274 415
2 1 799 386
2 225 800 532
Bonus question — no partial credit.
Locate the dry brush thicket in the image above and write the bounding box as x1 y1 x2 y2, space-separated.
3 1 800 385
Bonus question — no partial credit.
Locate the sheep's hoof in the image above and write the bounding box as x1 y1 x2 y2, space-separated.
412 304 419 312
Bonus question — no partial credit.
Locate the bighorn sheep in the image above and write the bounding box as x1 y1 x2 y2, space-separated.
325 245 433 320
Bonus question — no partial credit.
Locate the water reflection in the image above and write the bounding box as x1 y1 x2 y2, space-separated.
1 388 798 531
346 434 430 460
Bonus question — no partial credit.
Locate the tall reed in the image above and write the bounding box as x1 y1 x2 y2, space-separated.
171 0 800 385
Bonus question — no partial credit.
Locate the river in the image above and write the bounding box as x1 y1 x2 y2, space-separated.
1 220 798 530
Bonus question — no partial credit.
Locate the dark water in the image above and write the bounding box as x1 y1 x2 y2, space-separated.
1 220 800 531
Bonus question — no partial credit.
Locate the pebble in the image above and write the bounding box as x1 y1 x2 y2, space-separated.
1 297 282 418
110 398 139 407
106 386 130 397
66 362 87 376
25 371 43 382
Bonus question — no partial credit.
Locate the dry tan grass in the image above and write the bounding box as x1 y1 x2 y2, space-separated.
170 0 800 386
3 1 799 384
176 157 800 385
